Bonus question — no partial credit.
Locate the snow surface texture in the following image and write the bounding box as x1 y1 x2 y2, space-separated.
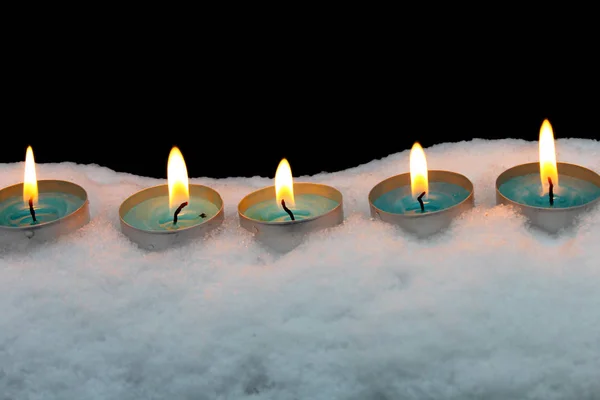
1 139 600 400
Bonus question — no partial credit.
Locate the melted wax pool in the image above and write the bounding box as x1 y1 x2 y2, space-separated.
498 174 600 208
0 192 84 227
244 194 339 222
373 182 471 215
123 196 220 231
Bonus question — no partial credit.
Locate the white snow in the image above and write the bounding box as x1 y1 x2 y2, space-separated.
1 138 600 399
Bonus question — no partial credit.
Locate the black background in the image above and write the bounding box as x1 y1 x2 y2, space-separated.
3 19 599 179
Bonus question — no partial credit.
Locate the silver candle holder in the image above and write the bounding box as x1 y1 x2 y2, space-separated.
119 183 224 251
496 162 600 233
0 180 91 246
368 170 475 238
238 182 344 252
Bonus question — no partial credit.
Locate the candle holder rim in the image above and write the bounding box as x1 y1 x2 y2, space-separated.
368 170 474 218
495 161 600 212
0 179 90 231
237 181 343 225
118 182 225 235
495 161 600 181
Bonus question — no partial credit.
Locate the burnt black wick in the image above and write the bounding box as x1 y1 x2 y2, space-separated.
199 213 206 218
173 201 188 224
281 199 295 221
548 177 554 206
28 197 37 222
417 191 426 212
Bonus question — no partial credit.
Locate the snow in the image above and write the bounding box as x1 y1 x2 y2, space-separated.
1 138 600 399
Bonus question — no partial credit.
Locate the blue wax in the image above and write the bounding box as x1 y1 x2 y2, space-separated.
0 192 85 227
373 182 470 215
244 194 339 222
123 195 219 231
498 174 600 208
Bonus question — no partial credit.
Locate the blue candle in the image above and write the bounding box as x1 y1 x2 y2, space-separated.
498 173 600 208
0 147 88 229
243 193 339 222
373 181 471 215
240 159 340 223
120 147 221 232
372 142 471 215
238 181 344 253
0 191 85 227
122 194 219 230
498 120 600 209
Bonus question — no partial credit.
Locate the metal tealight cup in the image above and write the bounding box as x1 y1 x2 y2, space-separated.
495 162 600 233
368 170 475 238
0 180 91 246
119 184 224 251
238 182 344 252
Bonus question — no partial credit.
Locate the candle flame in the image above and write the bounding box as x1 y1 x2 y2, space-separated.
23 146 38 205
167 146 189 211
410 142 428 199
275 158 295 208
539 119 558 194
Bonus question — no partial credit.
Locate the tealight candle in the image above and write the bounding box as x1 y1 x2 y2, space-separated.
496 119 600 233
368 142 474 237
0 146 90 245
238 158 344 252
119 146 224 250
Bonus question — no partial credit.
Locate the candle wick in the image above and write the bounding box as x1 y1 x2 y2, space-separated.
548 177 554 206
29 197 37 222
281 199 295 221
417 191 426 212
173 202 188 224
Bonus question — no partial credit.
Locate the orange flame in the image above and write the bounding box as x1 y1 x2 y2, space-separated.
275 158 295 208
167 146 189 211
410 142 428 199
539 119 558 194
23 146 38 205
